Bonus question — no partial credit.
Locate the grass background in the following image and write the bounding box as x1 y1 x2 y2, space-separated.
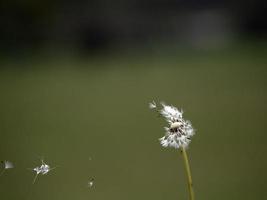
0 42 266 200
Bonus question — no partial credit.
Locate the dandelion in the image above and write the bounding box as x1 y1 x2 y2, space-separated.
0 160 14 176
159 103 194 149
150 101 195 200
30 159 56 184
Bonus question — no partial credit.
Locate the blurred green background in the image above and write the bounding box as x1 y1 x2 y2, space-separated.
0 42 266 200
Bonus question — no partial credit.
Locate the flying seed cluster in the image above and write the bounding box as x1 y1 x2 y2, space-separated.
0 158 94 186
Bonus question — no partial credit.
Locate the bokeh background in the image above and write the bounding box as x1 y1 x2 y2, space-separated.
0 1 267 200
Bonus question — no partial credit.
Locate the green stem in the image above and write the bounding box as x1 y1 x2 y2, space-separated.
181 147 195 200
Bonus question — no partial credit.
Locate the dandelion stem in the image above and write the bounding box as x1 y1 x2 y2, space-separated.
32 173 38 184
181 147 195 200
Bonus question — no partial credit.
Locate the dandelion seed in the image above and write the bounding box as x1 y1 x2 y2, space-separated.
30 159 56 184
149 101 157 109
149 101 196 200
150 102 195 149
88 178 94 188
0 160 14 176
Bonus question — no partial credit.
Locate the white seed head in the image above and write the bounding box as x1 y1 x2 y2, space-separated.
150 101 195 149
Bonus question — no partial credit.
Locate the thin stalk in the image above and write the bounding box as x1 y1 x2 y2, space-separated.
181 147 195 200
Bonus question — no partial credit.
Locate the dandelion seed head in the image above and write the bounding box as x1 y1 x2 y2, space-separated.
150 101 195 149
